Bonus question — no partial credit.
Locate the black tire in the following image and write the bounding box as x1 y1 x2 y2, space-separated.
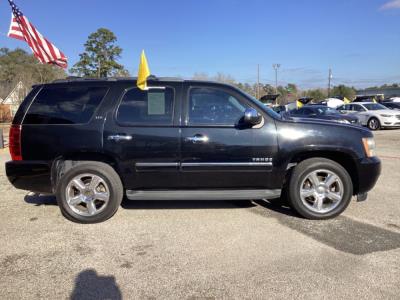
367 117 381 131
287 158 353 220
56 161 123 224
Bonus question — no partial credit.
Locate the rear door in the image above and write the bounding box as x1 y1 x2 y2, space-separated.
103 82 182 190
180 83 278 189
21 83 110 161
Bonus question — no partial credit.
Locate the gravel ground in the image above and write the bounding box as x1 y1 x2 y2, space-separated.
0 130 399 299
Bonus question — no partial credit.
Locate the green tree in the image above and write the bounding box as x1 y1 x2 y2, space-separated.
70 28 128 77
262 84 275 95
0 47 65 98
304 89 327 101
330 85 356 100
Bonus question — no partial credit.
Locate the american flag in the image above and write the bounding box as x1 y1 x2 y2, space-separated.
7 0 68 68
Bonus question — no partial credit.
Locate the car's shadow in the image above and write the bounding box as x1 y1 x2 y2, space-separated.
252 199 300 217
23 193 260 210
22 193 400 255
24 193 57 206
121 198 257 210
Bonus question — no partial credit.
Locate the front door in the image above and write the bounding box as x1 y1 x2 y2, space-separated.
180 84 278 189
103 82 182 190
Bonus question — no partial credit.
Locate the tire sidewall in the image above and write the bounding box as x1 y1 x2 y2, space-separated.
289 159 353 219
56 163 122 223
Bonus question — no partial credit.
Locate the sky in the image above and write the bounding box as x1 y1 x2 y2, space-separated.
0 0 399 89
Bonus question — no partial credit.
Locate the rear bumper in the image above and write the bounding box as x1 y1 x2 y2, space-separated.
355 156 381 195
6 161 52 193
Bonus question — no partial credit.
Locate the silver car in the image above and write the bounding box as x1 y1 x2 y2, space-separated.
337 102 400 130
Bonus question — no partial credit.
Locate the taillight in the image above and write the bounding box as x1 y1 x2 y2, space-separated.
9 124 22 161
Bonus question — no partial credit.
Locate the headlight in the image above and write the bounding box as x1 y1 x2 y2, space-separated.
362 137 376 157
338 119 350 124
380 114 393 118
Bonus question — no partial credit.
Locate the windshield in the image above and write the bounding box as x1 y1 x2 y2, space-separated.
363 103 387 110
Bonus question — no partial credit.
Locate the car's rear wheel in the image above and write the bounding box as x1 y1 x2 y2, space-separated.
288 158 353 219
56 161 123 223
367 117 381 131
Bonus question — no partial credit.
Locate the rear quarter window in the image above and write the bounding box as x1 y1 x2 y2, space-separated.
23 85 108 124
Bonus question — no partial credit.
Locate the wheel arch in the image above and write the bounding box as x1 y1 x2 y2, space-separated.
288 150 359 195
50 152 121 193
367 115 381 128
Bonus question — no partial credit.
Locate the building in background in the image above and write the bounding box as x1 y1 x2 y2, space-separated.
356 87 400 99
0 81 27 122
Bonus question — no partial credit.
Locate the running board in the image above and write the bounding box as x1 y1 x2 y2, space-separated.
125 189 281 201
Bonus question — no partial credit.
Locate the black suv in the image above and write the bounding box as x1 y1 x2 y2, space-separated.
6 77 381 223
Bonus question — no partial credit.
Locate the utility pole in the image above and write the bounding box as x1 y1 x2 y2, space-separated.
273 64 281 94
257 64 260 99
328 68 332 97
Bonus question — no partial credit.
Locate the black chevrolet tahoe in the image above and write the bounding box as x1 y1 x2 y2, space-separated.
6 77 381 223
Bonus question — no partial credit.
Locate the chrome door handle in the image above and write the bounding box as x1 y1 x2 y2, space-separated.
107 134 133 142
185 135 209 143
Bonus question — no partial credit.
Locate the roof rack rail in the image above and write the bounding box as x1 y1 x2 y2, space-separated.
52 76 119 83
51 75 184 84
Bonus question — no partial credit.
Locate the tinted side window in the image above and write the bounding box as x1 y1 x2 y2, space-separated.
116 87 174 125
188 87 248 125
290 108 304 116
302 108 315 115
24 86 108 124
357 105 364 111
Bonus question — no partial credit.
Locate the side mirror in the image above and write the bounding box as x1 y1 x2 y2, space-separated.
244 108 262 126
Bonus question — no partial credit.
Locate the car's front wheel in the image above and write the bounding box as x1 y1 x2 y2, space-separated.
56 161 123 223
287 158 353 219
367 117 381 131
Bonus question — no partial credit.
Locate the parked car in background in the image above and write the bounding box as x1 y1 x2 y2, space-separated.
389 97 400 102
353 96 376 103
381 101 400 111
337 102 400 130
287 105 360 125
323 98 345 108
272 102 297 114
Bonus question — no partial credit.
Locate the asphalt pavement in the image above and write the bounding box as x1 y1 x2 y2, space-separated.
0 130 399 299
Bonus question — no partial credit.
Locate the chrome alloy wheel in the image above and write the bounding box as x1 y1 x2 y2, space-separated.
299 169 344 214
65 173 110 216
368 118 379 130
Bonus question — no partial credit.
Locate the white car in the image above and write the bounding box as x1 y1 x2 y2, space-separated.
337 102 400 130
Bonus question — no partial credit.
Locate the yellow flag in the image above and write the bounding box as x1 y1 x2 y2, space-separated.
137 50 150 90
343 97 351 104
296 100 303 109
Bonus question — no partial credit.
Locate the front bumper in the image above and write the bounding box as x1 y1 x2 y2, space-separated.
6 161 52 193
355 156 381 195
381 116 400 127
